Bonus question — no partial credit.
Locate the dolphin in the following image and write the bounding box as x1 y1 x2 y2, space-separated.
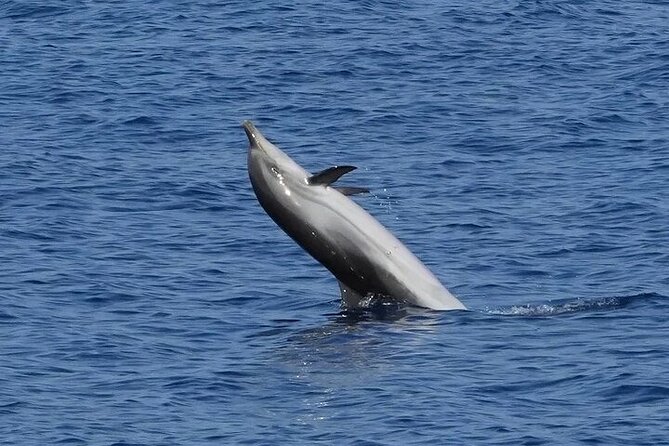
243 120 466 311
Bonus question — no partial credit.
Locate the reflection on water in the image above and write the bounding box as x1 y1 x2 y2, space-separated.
275 303 449 384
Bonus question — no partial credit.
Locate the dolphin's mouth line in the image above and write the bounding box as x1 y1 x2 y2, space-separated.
242 120 255 136
242 120 258 143
243 120 268 156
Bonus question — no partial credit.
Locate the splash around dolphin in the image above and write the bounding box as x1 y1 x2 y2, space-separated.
243 120 466 311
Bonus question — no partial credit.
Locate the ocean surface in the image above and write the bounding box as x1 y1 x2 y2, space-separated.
2 1 668 444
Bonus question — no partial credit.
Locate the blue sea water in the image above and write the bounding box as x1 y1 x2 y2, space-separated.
1 0 668 444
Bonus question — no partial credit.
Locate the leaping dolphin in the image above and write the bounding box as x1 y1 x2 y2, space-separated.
244 120 466 311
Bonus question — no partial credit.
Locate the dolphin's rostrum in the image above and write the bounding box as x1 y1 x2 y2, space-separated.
244 120 466 311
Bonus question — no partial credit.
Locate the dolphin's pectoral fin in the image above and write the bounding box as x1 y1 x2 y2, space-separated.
308 166 357 186
338 281 365 308
335 186 370 196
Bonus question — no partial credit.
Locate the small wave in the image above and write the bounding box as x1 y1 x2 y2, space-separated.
599 384 669 405
122 116 157 126
486 293 660 317
0 3 69 20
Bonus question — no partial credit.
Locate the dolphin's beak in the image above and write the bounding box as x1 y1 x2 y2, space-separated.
242 120 258 147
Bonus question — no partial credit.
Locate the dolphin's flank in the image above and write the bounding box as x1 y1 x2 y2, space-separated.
244 120 466 311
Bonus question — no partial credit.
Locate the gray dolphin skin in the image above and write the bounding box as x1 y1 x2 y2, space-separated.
243 120 466 311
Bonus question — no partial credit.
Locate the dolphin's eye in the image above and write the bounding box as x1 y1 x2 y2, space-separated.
271 166 280 176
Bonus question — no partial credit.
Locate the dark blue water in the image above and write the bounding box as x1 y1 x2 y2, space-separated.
2 1 668 444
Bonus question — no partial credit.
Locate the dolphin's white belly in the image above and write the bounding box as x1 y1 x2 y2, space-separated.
301 186 465 310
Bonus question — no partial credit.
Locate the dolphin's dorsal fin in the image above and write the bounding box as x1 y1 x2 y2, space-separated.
308 166 357 186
